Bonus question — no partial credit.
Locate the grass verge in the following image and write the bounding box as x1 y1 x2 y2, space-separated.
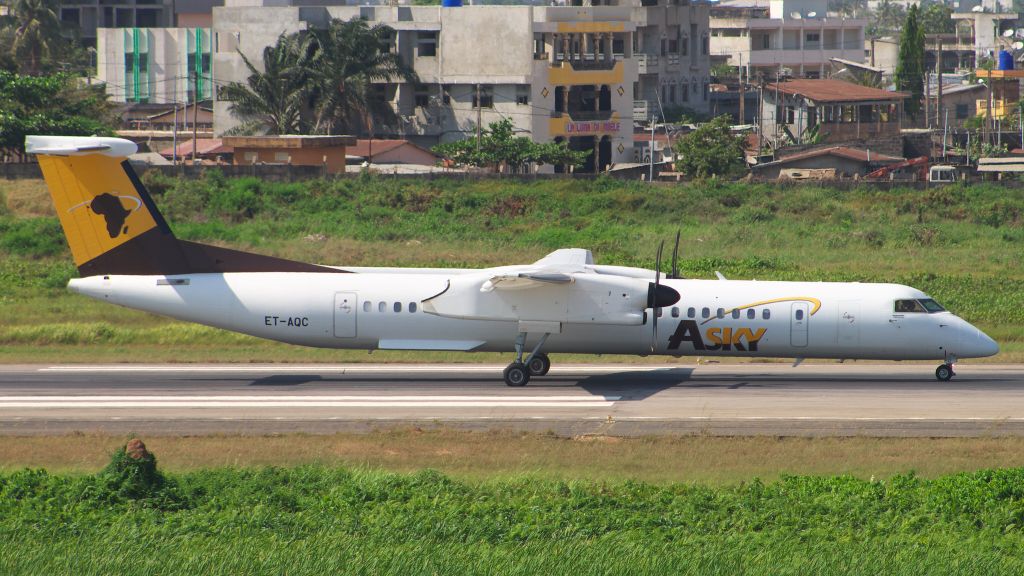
2 440 1024 575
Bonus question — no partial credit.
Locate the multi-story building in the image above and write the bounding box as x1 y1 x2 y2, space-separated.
90 0 710 172
710 0 866 80
96 27 213 105
58 0 220 47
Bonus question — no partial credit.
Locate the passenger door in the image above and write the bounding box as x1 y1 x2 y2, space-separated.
333 292 358 338
791 302 808 347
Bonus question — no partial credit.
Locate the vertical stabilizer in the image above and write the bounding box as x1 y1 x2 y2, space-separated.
27 135 345 276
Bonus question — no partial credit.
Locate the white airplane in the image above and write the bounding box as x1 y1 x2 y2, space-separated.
27 135 998 385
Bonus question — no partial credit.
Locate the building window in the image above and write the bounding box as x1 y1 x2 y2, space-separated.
516 85 529 105
415 85 430 108
702 33 709 55
669 85 675 103
680 33 688 56
681 82 689 102
805 32 820 43
473 85 493 108
956 103 969 119
417 31 437 58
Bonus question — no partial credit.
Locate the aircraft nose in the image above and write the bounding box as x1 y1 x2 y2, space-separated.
961 324 999 358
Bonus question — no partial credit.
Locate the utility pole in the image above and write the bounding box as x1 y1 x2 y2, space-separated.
738 54 745 124
172 102 178 166
935 37 943 130
476 83 482 152
191 70 199 165
648 116 655 182
924 71 930 129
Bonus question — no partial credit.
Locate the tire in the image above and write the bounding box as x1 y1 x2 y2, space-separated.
935 364 953 382
527 353 551 377
504 363 530 387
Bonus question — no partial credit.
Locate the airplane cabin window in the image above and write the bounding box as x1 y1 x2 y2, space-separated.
688 307 695 318
363 301 371 312
731 309 740 319
795 309 804 320
919 298 945 313
671 307 680 318
894 299 926 313
394 302 402 313
378 302 386 313
747 309 755 319
716 308 725 319
702 307 710 318
763 309 770 320
409 302 417 313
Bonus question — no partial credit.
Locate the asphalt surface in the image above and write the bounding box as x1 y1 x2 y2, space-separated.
0 363 1022 437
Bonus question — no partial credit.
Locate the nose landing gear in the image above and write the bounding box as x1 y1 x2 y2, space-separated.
935 364 954 381
935 354 957 381
503 332 551 387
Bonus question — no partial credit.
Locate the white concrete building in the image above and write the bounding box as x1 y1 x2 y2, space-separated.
710 0 866 79
97 27 213 106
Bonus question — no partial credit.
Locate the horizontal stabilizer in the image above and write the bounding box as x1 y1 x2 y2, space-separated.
26 136 137 158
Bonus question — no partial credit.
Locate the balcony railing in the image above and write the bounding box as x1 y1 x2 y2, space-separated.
637 53 658 74
554 55 618 71
634 100 652 122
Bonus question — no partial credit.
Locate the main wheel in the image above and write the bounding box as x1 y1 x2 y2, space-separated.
935 364 954 382
504 363 530 387
527 353 551 377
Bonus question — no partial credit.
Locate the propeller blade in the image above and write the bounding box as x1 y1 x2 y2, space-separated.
670 230 680 279
651 241 664 352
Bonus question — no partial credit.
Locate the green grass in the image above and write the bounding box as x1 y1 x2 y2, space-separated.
2 459 1024 574
2 175 1023 362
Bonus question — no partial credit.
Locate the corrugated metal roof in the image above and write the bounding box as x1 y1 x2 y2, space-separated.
765 79 909 103
772 146 903 165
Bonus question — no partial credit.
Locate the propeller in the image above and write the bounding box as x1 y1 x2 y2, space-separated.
669 230 681 280
651 241 663 352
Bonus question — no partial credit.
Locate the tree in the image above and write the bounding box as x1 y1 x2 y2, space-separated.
298 18 418 135
895 4 925 119
0 71 117 161
672 115 746 178
919 1 954 35
2 0 76 76
432 118 587 172
868 0 906 38
220 35 306 135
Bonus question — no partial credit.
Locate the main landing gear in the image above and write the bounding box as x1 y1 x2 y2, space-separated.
503 332 551 387
935 354 957 381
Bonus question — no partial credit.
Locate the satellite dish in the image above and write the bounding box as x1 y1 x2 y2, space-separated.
807 11 817 17
971 5 984 12
790 11 802 18
1004 29 1015 37
1013 41 1023 50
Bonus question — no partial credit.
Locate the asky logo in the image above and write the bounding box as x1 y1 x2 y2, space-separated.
68 192 142 238
667 320 767 351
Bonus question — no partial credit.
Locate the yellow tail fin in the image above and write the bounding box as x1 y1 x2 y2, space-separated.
28 136 168 271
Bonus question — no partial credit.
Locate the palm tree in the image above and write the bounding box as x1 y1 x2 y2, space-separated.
221 35 306 135
298 18 418 135
8 0 62 75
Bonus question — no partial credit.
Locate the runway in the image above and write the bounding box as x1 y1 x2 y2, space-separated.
1 363 1023 437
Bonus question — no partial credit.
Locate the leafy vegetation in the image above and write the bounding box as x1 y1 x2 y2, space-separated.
433 118 588 172
3 445 1024 575
673 115 747 178
895 4 924 119
0 71 118 160
222 17 416 136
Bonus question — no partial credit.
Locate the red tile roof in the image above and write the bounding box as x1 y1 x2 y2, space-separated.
765 79 909 103
774 146 903 164
159 138 231 157
349 139 440 159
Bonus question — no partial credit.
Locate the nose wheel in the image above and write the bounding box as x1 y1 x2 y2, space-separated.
935 363 955 381
504 332 551 387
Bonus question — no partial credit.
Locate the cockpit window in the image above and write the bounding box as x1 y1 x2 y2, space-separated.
894 299 926 313
894 299 946 313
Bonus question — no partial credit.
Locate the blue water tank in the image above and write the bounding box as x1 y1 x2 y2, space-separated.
998 50 1014 70
441 0 462 6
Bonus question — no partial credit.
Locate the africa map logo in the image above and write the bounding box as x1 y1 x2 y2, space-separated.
67 193 143 238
